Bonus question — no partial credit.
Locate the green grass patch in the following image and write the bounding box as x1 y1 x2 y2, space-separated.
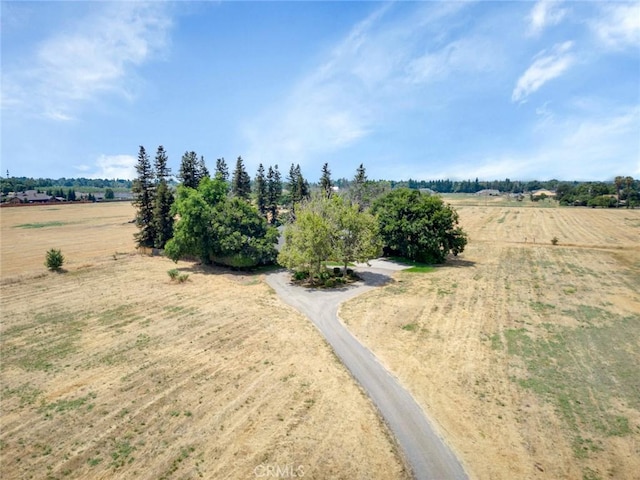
405 265 436 273
41 392 97 415
401 323 418 332
503 313 639 458
14 221 68 229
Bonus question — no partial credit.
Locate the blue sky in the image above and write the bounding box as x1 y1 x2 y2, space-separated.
1 1 639 182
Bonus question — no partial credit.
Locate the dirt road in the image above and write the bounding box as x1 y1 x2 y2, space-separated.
266 260 468 480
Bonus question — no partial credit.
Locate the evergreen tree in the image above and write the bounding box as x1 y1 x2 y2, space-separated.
215 157 229 182
133 146 156 247
288 163 299 204
153 145 174 248
320 163 333 198
178 151 199 189
254 163 267 216
231 156 251 200
198 155 210 182
351 163 368 209
266 165 282 225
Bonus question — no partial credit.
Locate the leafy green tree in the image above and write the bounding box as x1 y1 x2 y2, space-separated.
231 156 251 200
327 195 382 274
165 177 278 268
254 163 267 216
278 196 381 281
215 157 229 182
178 151 200 189
372 188 467 263
320 163 333 199
266 165 282 225
278 201 333 283
132 145 156 247
104 188 114 200
153 145 174 248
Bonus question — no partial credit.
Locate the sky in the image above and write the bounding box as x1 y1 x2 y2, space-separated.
1 1 639 182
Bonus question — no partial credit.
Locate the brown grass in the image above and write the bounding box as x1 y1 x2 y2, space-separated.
341 199 640 480
0 203 408 479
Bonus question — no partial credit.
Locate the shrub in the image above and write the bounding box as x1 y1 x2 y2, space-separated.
45 249 65 271
167 269 180 280
293 270 309 281
551 236 559 246
324 278 336 288
177 274 189 283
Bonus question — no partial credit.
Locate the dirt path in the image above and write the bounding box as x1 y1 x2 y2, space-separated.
266 260 468 480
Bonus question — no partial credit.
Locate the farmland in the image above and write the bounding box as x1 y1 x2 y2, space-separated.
0 203 408 479
1 199 639 480
342 197 640 479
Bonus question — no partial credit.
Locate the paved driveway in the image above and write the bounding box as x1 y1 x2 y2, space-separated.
266 261 468 480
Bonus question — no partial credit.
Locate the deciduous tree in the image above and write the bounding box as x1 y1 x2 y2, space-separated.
372 188 467 263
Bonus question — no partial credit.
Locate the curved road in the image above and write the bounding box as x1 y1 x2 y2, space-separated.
266 260 468 480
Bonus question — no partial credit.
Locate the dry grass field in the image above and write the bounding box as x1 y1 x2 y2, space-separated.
0 203 409 480
342 197 640 480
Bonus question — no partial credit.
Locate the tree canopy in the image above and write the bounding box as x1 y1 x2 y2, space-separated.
278 195 381 282
372 188 467 263
165 177 278 268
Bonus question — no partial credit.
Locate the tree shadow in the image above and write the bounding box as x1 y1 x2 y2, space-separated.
439 257 476 268
356 270 395 287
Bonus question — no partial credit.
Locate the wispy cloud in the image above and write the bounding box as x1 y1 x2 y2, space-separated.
590 2 640 50
445 106 640 180
244 2 496 172
1 2 172 121
512 41 574 103
528 0 568 36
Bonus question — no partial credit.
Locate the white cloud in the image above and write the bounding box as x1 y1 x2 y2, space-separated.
89 154 137 180
528 0 568 36
2 2 172 121
512 41 574 103
446 106 640 180
244 1 495 172
590 3 640 49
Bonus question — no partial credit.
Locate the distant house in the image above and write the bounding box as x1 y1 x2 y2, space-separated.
3 190 52 203
476 189 501 196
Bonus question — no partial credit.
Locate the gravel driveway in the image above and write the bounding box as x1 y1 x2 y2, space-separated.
265 260 468 480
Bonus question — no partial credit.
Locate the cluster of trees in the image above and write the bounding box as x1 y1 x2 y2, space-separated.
555 177 638 207
386 178 547 194
132 146 175 249
278 164 468 282
132 150 468 275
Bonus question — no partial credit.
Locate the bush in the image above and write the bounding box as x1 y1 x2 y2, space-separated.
324 278 336 288
293 270 309 281
45 248 65 271
177 274 189 283
551 236 559 246
167 269 179 280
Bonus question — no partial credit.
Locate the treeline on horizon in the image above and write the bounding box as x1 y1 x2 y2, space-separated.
2 172 638 206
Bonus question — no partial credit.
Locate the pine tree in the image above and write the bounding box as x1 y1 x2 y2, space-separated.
198 156 210 182
179 151 199 189
215 158 229 182
254 163 267 216
231 156 251 200
133 145 156 247
320 162 332 198
266 165 282 225
153 145 174 248
351 163 368 209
